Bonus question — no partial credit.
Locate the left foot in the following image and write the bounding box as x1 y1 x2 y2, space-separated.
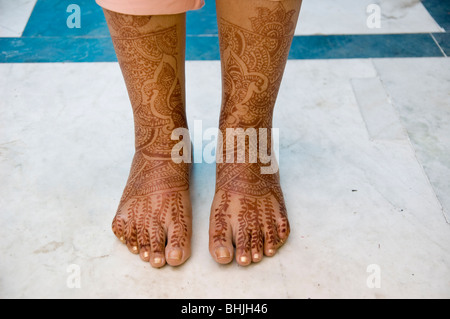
209 161 290 266
209 2 296 266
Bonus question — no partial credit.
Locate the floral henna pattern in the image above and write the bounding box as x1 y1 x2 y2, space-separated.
212 4 295 258
236 196 264 255
104 10 190 255
212 192 232 246
218 3 296 129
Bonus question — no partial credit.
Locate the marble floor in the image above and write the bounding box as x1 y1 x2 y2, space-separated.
0 0 449 299
0 0 36 37
1 58 449 299
296 0 444 35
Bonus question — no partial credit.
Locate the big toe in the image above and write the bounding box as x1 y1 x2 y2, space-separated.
165 245 190 266
209 224 234 264
165 226 191 267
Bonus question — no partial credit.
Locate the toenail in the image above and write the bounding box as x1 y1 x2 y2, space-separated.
132 246 138 252
253 253 260 260
240 256 249 264
153 257 162 264
215 247 231 259
119 236 125 243
168 249 182 260
143 251 149 258
267 249 275 256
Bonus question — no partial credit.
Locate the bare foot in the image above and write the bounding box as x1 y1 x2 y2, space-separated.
104 10 192 268
209 161 290 266
209 1 297 266
112 152 191 268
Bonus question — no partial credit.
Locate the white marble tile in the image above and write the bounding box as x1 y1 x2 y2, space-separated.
296 0 444 35
276 59 450 298
0 0 37 37
351 77 408 141
0 59 449 298
374 57 450 223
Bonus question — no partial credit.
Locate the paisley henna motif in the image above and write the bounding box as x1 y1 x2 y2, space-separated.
212 4 295 256
218 3 295 129
104 10 190 254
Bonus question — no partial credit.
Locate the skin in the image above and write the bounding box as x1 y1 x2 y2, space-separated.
103 0 302 268
209 0 302 266
104 10 192 268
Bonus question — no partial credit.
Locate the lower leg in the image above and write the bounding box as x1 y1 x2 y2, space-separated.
103 9 192 268
209 0 302 266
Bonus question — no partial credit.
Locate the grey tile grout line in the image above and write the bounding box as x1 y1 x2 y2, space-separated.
430 33 448 57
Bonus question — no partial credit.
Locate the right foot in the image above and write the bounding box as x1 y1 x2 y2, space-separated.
104 10 192 268
111 66 192 267
112 151 192 268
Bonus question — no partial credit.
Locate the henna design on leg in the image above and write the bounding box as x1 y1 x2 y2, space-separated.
103 9 191 267
210 1 300 265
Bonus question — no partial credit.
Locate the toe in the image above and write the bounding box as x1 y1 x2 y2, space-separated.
251 229 264 263
136 206 152 260
265 216 290 257
209 218 234 265
124 219 139 254
264 244 278 257
149 224 166 268
165 247 188 266
263 227 280 257
236 249 252 266
165 226 191 266
163 191 192 267
263 221 278 257
139 245 151 262
127 242 139 254
165 216 191 267
277 216 290 244
264 214 290 257
213 246 233 264
235 229 252 266
112 215 125 243
149 251 166 268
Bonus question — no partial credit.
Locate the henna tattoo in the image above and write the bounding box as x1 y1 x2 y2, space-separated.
262 196 277 246
218 3 295 130
104 10 191 254
136 197 151 249
216 3 294 199
236 196 264 254
211 4 295 254
169 192 189 248
124 198 139 247
212 191 232 246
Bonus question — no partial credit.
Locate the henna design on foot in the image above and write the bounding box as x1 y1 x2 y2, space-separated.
104 10 191 268
210 3 297 266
